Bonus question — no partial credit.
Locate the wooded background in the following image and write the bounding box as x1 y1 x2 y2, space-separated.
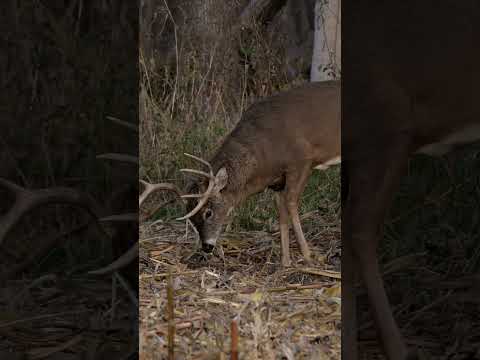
139 0 341 227
138 3 342 358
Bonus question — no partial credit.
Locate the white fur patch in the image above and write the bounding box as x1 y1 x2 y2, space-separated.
314 156 341 170
417 124 480 156
205 238 217 246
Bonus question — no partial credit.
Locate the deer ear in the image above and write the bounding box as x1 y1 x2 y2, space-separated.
213 167 228 192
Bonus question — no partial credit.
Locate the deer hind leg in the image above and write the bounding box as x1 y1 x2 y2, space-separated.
342 163 360 360
284 163 313 263
345 144 414 360
275 192 291 267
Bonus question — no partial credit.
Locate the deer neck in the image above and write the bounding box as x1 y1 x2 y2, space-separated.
210 141 262 206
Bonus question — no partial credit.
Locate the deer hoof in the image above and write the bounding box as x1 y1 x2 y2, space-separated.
281 259 292 268
303 255 313 266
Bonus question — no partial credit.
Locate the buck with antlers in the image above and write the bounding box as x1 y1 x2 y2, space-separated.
137 80 340 268
343 2 480 359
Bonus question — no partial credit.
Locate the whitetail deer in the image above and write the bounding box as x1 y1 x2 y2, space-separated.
93 82 340 274
343 2 480 359
139 81 340 267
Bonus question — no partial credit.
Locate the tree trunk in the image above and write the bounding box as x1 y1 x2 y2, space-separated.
310 0 341 81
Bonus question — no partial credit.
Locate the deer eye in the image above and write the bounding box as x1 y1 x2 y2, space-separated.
203 208 213 220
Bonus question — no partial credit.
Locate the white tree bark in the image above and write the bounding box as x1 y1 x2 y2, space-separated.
311 0 341 81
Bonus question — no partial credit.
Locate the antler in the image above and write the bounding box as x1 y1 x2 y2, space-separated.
138 153 215 219
89 237 139 275
176 153 215 220
139 180 183 207
0 178 102 245
89 179 184 275
89 153 215 275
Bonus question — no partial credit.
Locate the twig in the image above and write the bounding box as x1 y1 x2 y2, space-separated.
140 270 199 280
0 310 89 329
167 270 175 360
154 315 211 334
299 268 341 279
162 0 179 120
231 319 239 360
267 283 329 293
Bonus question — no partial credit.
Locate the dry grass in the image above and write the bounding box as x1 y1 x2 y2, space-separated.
139 3 480 360
139 214 341 359
139 1 303 184
0 273 136 359
356 152 480 359
139 3 342 359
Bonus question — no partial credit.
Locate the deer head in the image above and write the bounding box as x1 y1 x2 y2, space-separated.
178 154 234 251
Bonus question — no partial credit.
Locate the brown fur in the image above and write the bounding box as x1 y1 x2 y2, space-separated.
212 81 340 199
343 2 480 359
188 80 340 266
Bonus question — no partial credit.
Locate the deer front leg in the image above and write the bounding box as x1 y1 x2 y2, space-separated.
345 144 415 360
285 163 313 264
342 226 359 360
275 192 291 267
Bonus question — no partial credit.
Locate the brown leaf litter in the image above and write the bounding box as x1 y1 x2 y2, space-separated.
139 218 341 360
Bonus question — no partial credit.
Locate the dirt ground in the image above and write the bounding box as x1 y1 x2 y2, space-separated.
139 216 341 360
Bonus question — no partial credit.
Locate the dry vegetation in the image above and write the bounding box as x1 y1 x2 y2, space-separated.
0 272 135 359
139 2 341 359
347 150 480 359
138 2 480 359
139 219 341 359
1 2 137 358
359 152 480 359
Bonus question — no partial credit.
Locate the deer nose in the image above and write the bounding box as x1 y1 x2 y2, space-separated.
202 242 215 252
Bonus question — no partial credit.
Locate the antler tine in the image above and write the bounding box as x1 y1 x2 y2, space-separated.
88 242 139 275
175 152 216 220
106 116 139 133
183 152 212 171
90 180 181 276
181 153 214 179
179 168 213 179
180 194 204 198
0 179 102 245
0 178 28 194
91 155 213 275
139 180 183 207
176 176 215 220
